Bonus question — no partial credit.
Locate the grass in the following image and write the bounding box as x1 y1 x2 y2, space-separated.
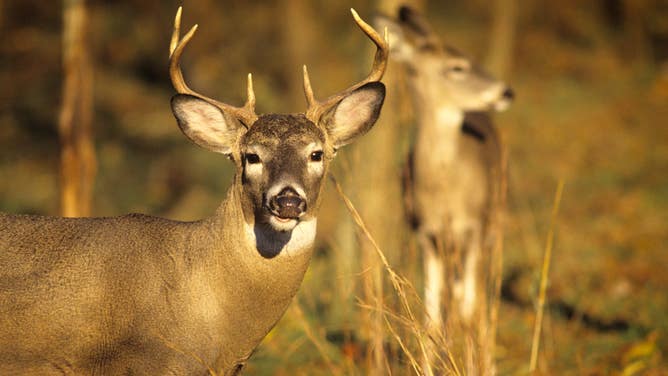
529 180 564 372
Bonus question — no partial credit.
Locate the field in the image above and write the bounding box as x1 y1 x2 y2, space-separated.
1 0 666 374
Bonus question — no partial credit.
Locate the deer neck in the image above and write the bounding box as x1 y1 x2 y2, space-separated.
199 180 315 367
414 97 465 166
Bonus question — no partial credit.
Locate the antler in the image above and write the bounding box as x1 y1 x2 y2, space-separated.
169 7 258 127
303 8 389 122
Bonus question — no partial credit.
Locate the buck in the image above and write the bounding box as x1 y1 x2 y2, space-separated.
0 8 387 375
376 5 513 373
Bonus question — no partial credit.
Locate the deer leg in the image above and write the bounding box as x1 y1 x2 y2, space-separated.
420 232 444 376
455 225 482 324
422 233 444 331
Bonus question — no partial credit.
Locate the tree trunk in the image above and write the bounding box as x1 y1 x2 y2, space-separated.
486 0 518 79
280 0 317 111
59 0 95 217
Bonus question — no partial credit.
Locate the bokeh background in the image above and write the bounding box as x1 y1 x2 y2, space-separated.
1 0 667 374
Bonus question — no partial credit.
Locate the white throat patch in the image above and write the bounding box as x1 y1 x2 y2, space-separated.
435 106 464 128
427 106 465 165
245 219 317 258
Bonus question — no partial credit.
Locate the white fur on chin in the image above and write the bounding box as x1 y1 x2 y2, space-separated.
245 218 317 257
268 215 299 232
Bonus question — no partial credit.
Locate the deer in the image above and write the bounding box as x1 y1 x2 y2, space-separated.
376 6 513 374
0 7 388 375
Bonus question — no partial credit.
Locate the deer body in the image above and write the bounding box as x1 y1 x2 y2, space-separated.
0 193 312 374
411 111 502 322
377 6 512 374
0 8 388 375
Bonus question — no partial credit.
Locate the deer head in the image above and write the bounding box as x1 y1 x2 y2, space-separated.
376 6 513 112
169 7 388 238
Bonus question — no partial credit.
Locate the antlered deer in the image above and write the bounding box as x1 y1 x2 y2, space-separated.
377 6 513 374
0 8 388 375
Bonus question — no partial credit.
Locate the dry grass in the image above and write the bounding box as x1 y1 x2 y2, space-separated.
331 174 463 375
529 180 564 372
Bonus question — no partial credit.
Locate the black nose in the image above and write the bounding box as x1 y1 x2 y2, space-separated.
502 88 515 100
270 187 306 219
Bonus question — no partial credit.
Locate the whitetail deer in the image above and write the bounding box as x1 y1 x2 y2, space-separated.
0 8 387 375
376 6 513 374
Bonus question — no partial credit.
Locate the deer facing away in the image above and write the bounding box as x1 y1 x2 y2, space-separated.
376 6 513 373
0 8 388 375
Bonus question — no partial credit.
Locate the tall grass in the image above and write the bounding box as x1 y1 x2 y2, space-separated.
332 174 466 375
529 180 565 373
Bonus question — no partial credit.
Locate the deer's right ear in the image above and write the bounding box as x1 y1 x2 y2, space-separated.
171 94 244 155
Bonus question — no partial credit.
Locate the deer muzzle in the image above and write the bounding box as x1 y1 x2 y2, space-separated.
493 86 514 112
269 187 307 220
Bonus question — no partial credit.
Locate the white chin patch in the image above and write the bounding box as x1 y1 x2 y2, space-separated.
268 215 299 232
493 98 511 112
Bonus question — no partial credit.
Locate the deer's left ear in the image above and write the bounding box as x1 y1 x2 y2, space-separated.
321 82 386 149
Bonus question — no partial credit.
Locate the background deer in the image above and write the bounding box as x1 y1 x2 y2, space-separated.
0 8 387 375
376 6 513 374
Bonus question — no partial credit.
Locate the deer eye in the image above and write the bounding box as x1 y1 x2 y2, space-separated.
449 64 467 73
310 150 324 162
245 153 261 164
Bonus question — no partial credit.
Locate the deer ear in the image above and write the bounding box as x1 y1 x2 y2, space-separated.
374 15 414 62
321 82 385 149
171 94 244 155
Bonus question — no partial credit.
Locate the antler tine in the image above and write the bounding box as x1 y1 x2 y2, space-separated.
351 8 389 83
245 73 256 111
302 65 316 108
169 7 258 126
304 8 389 121
169 6 184 58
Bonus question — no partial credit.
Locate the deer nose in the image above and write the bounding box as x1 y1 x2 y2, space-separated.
502 88 515 101
269 187 306 219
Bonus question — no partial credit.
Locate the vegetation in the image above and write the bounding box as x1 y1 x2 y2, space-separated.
1 0 666 374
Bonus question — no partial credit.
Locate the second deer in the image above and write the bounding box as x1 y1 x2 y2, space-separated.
377 6 514 374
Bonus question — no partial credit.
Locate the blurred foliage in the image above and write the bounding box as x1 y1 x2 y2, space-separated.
1 0 667 374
